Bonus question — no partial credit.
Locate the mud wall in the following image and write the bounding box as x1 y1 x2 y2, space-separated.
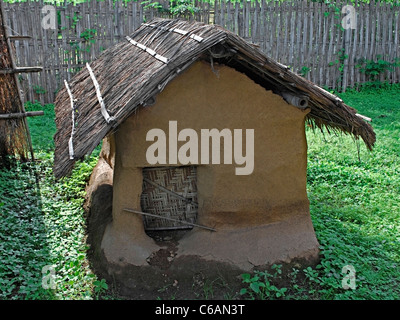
100 60 319 271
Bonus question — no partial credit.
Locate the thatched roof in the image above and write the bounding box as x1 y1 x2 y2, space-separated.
53 18 375 179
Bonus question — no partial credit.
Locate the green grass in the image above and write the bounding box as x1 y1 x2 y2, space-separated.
0 101 103 300
1 84 400 300
304 84 400 299
241 84 400 300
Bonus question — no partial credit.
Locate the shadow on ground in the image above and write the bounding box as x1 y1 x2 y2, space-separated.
0 159 54 299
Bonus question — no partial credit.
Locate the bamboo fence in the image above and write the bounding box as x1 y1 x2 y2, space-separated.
2 0 399 103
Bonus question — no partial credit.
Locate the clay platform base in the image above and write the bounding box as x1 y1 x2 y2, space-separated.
85 156 319 299
96 220 319 299
101 211 319 271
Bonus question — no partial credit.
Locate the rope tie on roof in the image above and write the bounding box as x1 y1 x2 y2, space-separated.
125 36 169 64
86 63 115 124
64 80 76 160
142 23 204 42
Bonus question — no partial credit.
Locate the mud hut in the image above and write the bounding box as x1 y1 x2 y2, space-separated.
53 19 375 284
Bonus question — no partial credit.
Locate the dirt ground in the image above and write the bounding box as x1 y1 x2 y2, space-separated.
91 245 314 300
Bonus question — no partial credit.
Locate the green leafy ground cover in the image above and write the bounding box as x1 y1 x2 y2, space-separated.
0 84 399 300
304 84 400 299
240 84 400 300
0 102 104 299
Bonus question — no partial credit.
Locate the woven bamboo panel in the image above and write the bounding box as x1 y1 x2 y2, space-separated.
141 166 198 231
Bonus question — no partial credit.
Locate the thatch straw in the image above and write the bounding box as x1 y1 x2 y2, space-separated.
53 18 376 179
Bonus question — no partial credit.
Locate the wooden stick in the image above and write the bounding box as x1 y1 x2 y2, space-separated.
356 113 372 122
123 208 216 232
7 35 32 40
86 62 115 124
64 80 75 160
0 67 43 74
125 35 169 64
142 23 204 42
0 111 44 119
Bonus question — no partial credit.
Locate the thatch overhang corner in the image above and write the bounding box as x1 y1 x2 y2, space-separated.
52 18 376 179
